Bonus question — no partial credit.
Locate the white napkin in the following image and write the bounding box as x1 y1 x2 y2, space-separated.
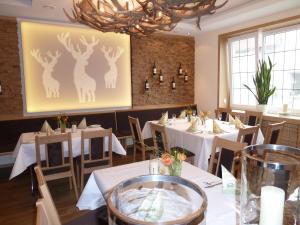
228 114 235 125
158 112 168 125
40 120 53 133
179 110 186 119
221 165 236 195
235 117 245 129
78 117 87 129
187 117 199 132
213 120 223 134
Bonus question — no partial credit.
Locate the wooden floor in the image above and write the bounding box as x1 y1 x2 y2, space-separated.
0 147 143 225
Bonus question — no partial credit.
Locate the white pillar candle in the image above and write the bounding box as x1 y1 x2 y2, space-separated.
259 186 285 225
149 161 159 174
282 104 288 113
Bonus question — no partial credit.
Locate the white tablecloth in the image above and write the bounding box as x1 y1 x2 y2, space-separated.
76 161 239 225
9 127 126 179
142 119 264 170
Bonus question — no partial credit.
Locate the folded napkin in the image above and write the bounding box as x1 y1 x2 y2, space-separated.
221 165 236 195
179 110 186 119
213 119 223 134
235 117 245 129
78 117 87 129
228 114 235 125
40 120 53 133
158 112 168 125
187 117 199 132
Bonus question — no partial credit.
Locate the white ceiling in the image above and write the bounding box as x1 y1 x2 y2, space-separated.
0 0 299 35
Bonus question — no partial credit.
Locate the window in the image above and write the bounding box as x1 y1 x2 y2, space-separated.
229 24 300 111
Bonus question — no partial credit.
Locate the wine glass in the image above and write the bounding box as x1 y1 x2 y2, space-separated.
172 114 176 124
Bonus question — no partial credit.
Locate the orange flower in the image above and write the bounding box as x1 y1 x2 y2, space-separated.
177 152 186 161
161 153 173 166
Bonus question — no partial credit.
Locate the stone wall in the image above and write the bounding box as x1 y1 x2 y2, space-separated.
131 35 194 106
0 17 22 118
0 16 195 120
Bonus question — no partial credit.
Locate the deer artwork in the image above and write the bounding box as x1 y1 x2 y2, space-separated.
100 46 124 88
57 32 99 103
30 49 61 98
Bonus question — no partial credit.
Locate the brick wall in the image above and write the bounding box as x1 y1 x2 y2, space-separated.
0 17 195 120
131 35 194 106
0 17 23 117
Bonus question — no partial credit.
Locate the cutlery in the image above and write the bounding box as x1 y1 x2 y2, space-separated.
203 181 222 188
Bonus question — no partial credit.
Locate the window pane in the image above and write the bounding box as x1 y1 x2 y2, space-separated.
297 29 300 50
272 90 283 106
240 56 247 72
232 74 240 89
295 50 300 69
232 89 241 104
248 55 256 72
248 38 255 55
241 89 249 105
231 41 240 57
232 57 239 73
240 39 247 56
273 52 284 71
274 33 285 52
284 51 296 70
273 71 284 89
240 73 248 87
264 35 274 53
282 90 293 105
294 70 300 89
285 30 297 51
283 71 294 90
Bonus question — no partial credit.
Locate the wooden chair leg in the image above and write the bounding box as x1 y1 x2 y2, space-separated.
80 169 84 192
71 172 78 200
133 145 136 162
76 162 80 188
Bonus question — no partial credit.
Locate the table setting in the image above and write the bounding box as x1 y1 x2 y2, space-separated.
142 112 264 170
9 116 126 179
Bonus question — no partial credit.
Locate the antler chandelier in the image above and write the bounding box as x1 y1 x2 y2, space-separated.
65 0 228 35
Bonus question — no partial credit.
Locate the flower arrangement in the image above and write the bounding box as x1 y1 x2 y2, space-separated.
161 148 186 176
199 111 211 125
56 114 68 133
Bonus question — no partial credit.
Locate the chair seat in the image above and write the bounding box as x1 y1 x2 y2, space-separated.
76 153 109 169
115 130 132 138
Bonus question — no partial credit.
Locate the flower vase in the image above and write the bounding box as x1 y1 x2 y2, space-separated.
168 161 182 176
187 115 191 122
60 122 66 133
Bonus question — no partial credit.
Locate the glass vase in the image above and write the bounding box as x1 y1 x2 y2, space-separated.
241 144 300 225
169 160 182 176
60 121 66 133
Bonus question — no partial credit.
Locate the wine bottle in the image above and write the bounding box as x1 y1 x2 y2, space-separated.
159 70 163 83
178 63 183 75
145 79 150 91
172 77 176 89
184 71 188 82
152 62 157 76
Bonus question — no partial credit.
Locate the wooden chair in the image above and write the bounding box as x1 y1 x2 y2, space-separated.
264 121 286 144
215 108 232 121
208 137 247 178
237 125 260 146
34 166 61 225
150 123 195 164
79 128 113 191
245 111 263 126
128 116 155 161
35 133 78 199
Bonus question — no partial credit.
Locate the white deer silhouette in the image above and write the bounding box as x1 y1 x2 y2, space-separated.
101 46 124 88
57 33 99 103
30 49 61 98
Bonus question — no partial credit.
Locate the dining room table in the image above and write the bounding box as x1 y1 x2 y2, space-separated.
142 118 264 170
76 160 240 225
9 126 126 180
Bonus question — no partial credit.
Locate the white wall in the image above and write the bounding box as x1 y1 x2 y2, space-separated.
194 7 300 114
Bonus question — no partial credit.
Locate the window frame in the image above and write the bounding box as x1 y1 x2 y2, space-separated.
228 23 300 114
228 32 259 110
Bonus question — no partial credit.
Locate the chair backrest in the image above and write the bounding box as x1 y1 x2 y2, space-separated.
150 123 169 154
245 111 263 126
264 121 286 144
35 133 73 172
209 137 247 177
34 166 61 225
237 126 260 146
81 128 113 167
128 116 143 144
215 108 232 121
